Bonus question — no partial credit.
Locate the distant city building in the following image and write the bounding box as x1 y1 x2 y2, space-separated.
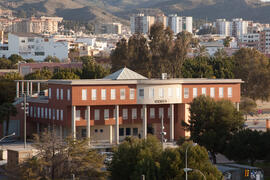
95 23 122 35
0 9 12 17
215 19 231 36
167 14 183 34
130 14 155 34
155 14 167 28
230 18 249 38
183 16 193 33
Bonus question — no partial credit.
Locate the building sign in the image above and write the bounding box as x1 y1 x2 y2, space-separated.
154 99 168 104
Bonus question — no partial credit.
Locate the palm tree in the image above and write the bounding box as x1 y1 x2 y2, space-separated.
0 103 17 136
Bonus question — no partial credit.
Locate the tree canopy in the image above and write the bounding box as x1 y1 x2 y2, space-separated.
44 56 60 63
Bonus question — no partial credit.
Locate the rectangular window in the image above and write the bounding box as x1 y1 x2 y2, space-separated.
184 88 189 98
119 128 124 136
84 110 87 120
60 110 63 121
130 88 135 100
193 88 197 98
56 109 59 120
176 88 180 98
92 89 97 100
30 106 33 117
45 108 47 119
41 108 44 118
219 87 224 98
34 107 36 117
168 88 172 97
76 110 80 121
139 89 144 98
82 89 87 100
123 109 128 120
133 128 138 136
94 109 100 120
126 128 131 136
210 87 215 98
101 89 106 100
53 109 55 120
202 88 206 96
56 88 59 100
228 87 232 97
168 107 171 118
149 88 154 98
159 108 164 119
111 89 116 100
49 88 51 99
67 89 70 100
150 108 155 118
132 108 137 119
49 108 51 119
60 89 63 100
159 88 164 98
120 89 125 100
141 108 144 119
37 107 40 118
104 109 109 120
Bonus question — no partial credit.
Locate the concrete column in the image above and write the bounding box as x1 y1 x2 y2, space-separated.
71 106 76 139
26 82 29 96
21 81 24 95
37 122 40 135
60 125 63 139
142 105 147 139
115 105 119 144
16 81 19 98
109 125 113 144
87 106 91 144
30 82 33 96
170 104 174 142
37 82 40 95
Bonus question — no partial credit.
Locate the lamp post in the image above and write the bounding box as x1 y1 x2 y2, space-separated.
184 143 197 180
0 132 15 142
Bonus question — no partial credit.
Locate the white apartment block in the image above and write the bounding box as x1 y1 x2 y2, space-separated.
215 19 231 36
231 18 249 38
183 16 193 34
167 15 183 34
0 33 69 61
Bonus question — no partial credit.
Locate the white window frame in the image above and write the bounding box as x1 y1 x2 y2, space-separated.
60 110 63 121
94 109 100 120
67 89 70 101
184 88 189 98
168 88 172 97
219 87 224 98
193 88 198 98
210 87 215 98
228 87 232 98
159 108 164 119
104 109 109 120
82 89 87 100
122 109 128 120
130 88 135 100
132 108 137 119
120 89 125 100
159 88 164 98
76 110 80 121
202 88 206 96
60 89 63 100
101 89 106 100
111 89 116 100
92 89 97 100
150 108 155 118
56 88 59 100
149 88 154 98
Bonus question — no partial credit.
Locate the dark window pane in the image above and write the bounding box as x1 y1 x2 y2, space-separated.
126 128 131 136
119 128 124 136
133 128 138 136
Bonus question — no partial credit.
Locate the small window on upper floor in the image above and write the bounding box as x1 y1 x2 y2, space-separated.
60 89 63 100
123 109 128 120
111 89 116 100
120 89 125 100
67 89 70 101
168 88 172 97
150 108 155 119
101 89 106 100
228 87 232 98
193 88 197 98
159 88 164 98
184 88 189 98
139 89 144 98
49 88 52 99
82 89 87 100
56 88 59 100
149 88 154 99
94 109 100 120
104 109 109 120
92 89 97 100
130 88 135 100
219 87 224 98
210 87 215 98
202 88 206 96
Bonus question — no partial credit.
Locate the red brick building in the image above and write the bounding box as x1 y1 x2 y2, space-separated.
10 68 242 145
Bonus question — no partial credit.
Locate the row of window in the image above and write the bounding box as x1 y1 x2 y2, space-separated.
49 88 71 101
81 88 135 101
29 106 64 121
183 87 233 99
138 87 181 99
82 127 139 136
76 107 171 121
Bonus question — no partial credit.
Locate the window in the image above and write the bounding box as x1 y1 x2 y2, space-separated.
184 88 189 98
126 128 131 136
81 129 86 137
168 88 172 97
168 107 171 118
49 108 51 119
210 88 215 97
95 129 98 133
37 107 40 118
76 110 80 121
141 108 144 119
53 109 55 120
101 89 106 100
100 129 103 133
228 87 232 97
56 109 59 120
111 89 116 100
67 89 70 100
34 107 36 117
60 89 63 100
45 108 47 119
60 110 63 121
85 110 88 120
139 89 144 98
150 108 155 118
133 128 138 136
176 88 180 98
56 88 59 100
120 89 125 100
193 88 197 98
130 88 135 100
92 89 97 100
219 87 224 98
123 109 128 120
48 88 52 99
149 88 154 98
159 88 164 98
82 89 87 100
35 52 45 56
202 88 206 96
94 109 100 120
119 128 124 136
132 108 137 119
159 108 164 119
30 106 33 117
41 108 44 118
104 109 109 120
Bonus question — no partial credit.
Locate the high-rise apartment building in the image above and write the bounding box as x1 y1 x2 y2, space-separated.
231 18 249 38
167 14 182 34
183 16 193 33
130 14 155 34
215 19 231 36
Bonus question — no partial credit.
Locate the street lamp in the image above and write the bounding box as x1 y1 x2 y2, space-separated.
0 132 15 142
184 143 197 180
